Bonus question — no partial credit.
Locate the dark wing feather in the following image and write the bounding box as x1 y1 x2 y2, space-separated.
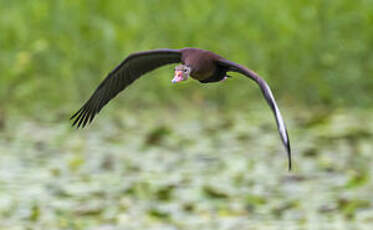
217 59 292 171
71 49 182 128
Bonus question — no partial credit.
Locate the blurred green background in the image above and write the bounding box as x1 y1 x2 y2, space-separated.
1 0 373 229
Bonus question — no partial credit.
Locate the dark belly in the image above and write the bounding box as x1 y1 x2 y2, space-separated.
190 69 215 80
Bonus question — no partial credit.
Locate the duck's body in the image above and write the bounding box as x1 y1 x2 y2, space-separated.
181 48 219 81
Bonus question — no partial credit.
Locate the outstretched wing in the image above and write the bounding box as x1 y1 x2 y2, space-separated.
217 59 292 170
71 49 182 128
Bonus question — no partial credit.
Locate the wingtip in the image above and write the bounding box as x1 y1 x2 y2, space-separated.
286 140 292 171
70 108 96 129
70 110 83 129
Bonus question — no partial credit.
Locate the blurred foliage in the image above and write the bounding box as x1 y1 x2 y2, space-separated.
1 0 373 118
0 108 373 229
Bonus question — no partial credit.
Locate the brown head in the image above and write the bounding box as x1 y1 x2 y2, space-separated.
172 64 191 83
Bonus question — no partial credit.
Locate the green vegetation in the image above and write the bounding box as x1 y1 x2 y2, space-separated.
1 0 373 113
0 0 372 229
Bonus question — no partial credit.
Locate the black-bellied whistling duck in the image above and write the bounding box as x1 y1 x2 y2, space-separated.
71 48 292 170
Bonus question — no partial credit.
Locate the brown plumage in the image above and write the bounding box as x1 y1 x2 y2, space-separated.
71 47 292 170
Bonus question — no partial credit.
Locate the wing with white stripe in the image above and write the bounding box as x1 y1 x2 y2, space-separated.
217 59 292 170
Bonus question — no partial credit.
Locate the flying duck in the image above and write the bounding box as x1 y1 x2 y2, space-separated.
71 48 292 170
